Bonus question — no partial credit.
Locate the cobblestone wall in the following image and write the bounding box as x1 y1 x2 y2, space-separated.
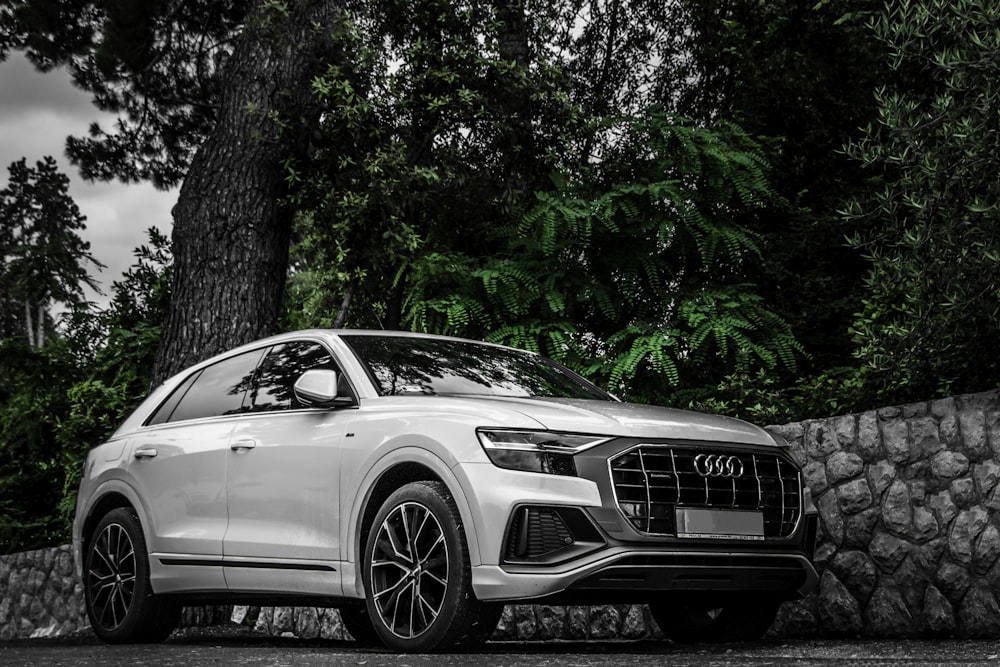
4 390 1000 640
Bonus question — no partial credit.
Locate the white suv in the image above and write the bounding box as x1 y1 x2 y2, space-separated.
73 330 818 652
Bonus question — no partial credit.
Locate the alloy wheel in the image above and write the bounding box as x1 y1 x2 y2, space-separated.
369 501 449 639
87 522 137 632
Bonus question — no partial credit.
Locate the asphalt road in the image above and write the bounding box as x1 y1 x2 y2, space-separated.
3 627 1000 667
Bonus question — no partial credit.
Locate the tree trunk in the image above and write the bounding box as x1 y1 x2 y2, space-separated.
152 0 343 385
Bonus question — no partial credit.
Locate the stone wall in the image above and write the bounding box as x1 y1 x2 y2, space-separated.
4 390 1000 640
0 544 229 640
769 389 1000 638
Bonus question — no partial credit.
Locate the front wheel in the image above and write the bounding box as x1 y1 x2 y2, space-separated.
651 596 781 643
84 507 180 643
362 481 501 652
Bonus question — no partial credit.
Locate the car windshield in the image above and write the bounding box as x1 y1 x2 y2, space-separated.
340 334 613 400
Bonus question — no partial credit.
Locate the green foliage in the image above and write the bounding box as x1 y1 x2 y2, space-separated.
404 111 803 403
844 0 1000 402
0 230 171 554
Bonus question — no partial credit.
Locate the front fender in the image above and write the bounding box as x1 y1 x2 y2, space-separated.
343 445 483 598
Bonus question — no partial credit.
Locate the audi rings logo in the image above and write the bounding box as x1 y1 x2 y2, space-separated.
693 454 745 478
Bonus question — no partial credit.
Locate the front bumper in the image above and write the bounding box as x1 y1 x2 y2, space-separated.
472 543 819 603
463 437 820 603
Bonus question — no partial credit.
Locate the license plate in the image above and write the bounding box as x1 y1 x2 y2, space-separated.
675 508 765 541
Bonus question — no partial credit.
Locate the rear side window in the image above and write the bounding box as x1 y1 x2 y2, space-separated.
249 341 338 412
147 349 264 424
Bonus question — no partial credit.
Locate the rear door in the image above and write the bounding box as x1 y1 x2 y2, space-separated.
128 348 263 592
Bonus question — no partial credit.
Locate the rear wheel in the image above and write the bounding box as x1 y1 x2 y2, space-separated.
651 596 781 643
362 481 501 652
84 507 180 643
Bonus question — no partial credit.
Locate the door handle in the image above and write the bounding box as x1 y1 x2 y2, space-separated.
230 439 257 451
134 448 158 459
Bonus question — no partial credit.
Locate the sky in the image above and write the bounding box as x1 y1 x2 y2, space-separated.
0 52 178 308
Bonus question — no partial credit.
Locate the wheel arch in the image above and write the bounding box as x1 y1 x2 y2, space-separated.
348 449 483 597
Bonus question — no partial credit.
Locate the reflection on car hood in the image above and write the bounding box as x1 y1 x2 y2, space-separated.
467 396 777 446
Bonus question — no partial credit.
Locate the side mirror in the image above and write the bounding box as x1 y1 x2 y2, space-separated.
293 369 355 408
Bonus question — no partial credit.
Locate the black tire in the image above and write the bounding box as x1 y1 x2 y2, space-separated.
361 480 501 652
651 596 781 644
339 604 380 645
84 507 180 643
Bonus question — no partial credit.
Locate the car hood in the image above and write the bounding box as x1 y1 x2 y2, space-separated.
468 396 778 447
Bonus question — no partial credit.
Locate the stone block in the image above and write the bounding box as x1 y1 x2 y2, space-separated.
865 581 915 637
857 412 882 461
940 415 960 449
929 490 959 525
817 491 844 547
844 508 880 548
827 451 864 485
867 460 897 498
949 507 990 564
882 421 911 464
921 584 956 636
974 461 1000 496
903 402 928 419
879 406 902 419
958 582 1000 638
620 605 647 639
869 531 911 572
931 451 970 480
589 605 622 639
931 398 958 419
958 410 989 461
565 606 589 639
974 525 1000 574
881 480 912 535
831 549 878 600
295 607 319 639
989 409 1000 459
817 570 863 636
535 605 565 640
834 415 856 449
911 505 940 541
950 477 978 509
936 560 971 603
837 478 874 515
958 391 999 413
803 461 828 495
911 417 944 459
513 604 537 639
771 598 819 638
321 609 347 640
806 420 841 460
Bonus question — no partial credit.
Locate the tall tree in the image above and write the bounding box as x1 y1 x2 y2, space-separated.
152 0 346 383
844 0 1000 401
2 1 347 383
0 156 101 346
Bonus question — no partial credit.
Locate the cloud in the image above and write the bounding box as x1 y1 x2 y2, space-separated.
0 52 177 308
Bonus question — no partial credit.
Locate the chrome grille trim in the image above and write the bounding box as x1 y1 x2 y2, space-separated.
608 444 802 539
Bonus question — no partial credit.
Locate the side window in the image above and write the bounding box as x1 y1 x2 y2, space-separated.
249 341 338 412
156 349 264 423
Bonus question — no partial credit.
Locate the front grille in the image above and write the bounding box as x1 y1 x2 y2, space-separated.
610 445 800 538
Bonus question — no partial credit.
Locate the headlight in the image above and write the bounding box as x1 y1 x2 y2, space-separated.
476 429 610 476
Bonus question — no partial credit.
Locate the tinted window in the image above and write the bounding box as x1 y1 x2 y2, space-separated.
146 370 202 426
249 341 338 412
341 335 612 400
166 349 263 422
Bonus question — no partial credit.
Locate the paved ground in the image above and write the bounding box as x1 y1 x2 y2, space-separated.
2 626 1000 666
